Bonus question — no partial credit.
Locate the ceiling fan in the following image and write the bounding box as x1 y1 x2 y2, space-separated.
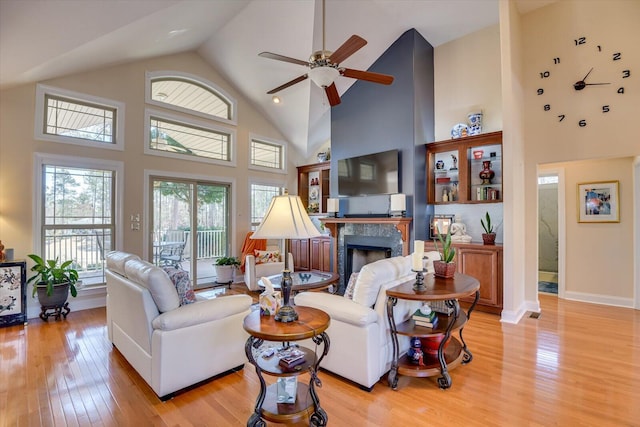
258 0 394 106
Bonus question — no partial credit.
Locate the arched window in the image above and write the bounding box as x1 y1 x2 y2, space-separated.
145 71 237 125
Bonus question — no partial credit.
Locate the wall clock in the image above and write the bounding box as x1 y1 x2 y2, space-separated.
537 35 631 127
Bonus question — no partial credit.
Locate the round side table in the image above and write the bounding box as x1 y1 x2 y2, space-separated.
243 306 330 426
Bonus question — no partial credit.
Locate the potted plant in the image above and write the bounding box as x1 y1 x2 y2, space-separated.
432 227 456 278
26 254 79 319
214 256 240 284
480 211 496 245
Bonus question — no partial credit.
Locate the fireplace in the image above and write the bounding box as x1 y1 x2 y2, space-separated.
344 235 394 287
320 217 412 294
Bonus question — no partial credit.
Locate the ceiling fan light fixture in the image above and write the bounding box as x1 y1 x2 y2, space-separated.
272 95 281 104
308 66 339 88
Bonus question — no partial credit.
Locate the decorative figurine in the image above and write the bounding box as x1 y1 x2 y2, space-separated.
450 154 458 170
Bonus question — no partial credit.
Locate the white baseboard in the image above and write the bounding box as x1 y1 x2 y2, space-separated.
563 291 634 309
500 301 530 324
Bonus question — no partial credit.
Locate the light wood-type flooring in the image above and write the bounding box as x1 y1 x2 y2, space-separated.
1 291 638 426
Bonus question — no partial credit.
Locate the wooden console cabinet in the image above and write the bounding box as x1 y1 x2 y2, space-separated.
292 236 331 273
425 241 503 314
310 236 331 272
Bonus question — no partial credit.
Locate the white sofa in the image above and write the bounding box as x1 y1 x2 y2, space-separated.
243 251 294 291
105 251 253 399
295 251 441 390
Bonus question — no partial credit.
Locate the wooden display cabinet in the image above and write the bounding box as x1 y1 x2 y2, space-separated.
426 131 502 205
297 161 330 215
425 241 503 314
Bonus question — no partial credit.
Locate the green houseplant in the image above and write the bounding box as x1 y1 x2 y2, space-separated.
433 227 456 278
214 256 240 284
480 211 496 245
27 254 79 320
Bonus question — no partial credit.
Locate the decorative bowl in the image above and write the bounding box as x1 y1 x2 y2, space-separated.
473 150 484 159
450 123 468 139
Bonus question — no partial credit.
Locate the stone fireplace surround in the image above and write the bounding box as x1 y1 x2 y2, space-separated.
320 217 411 293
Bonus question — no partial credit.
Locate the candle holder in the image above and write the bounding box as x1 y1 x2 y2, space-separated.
412 268 427 291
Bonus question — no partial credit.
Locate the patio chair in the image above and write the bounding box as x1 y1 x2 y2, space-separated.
159 242 186 267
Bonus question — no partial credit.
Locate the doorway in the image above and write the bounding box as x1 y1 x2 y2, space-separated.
537 167 566 298
150 177 231 289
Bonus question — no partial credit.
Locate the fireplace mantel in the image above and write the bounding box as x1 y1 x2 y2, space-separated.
320 217 412 244
320 217 413 274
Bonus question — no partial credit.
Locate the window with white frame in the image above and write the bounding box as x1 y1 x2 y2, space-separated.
250 183 285 230
250 135 286 172
145 71 237 125
35 84 125 150
144 110 236 165
35 154 123 288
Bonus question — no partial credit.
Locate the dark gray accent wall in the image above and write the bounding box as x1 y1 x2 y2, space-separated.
330 28 434 240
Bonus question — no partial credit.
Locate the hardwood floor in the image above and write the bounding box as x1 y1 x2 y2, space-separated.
1 293 638 426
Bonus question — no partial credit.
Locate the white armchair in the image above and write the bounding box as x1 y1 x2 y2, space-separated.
243 250 295 291
294 251 441 390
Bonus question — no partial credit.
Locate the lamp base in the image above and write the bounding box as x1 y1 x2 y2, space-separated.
275 305 299 323
274 270 298 323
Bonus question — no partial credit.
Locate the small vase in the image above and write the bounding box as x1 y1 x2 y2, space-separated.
482 233 496 245
433 260 456 278
479 160 495 184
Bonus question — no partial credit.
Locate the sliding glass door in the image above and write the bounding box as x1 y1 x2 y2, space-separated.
150 177 230 289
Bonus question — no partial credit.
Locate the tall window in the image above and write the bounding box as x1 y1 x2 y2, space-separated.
250 183 284 230
250 135 286 173
35 84 125 150
35 156 121 287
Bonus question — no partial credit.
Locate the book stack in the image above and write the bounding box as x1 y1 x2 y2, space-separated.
412 308 439 328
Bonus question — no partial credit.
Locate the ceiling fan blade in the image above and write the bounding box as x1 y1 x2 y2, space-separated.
329 35 367 64
325 83 341 106
259 52 309 67
341 68 394 85
266 74 309 94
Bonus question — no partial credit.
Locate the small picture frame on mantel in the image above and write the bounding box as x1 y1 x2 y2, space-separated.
577 180 620 223
428 214 455 240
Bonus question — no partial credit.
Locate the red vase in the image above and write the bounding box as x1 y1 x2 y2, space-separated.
479 160 495 184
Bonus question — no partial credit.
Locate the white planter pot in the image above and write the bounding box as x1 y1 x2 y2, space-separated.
215 265 235 284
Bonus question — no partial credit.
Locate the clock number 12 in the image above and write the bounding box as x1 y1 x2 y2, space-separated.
574 37 586 46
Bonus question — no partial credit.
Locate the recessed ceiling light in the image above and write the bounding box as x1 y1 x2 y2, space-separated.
272 95 281 104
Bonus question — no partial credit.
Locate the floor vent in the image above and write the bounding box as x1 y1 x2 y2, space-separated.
529 312 541 319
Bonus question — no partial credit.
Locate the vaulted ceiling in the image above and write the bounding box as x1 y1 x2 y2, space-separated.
0 0 554 157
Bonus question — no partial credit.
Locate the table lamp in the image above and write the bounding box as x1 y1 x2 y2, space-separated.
251 192 321 322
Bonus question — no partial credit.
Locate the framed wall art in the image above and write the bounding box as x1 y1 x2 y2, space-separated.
0 260 27 327
577 181 620 223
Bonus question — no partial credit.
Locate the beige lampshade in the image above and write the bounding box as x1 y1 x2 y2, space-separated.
252 194 322 240
327 198 339 213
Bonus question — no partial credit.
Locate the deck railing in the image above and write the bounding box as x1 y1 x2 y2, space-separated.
44 229 227 278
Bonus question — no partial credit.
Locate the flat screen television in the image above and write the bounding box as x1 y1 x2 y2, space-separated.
337 149 399 196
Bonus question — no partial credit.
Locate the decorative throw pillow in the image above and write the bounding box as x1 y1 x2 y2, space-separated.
343 272 359 300
163 266 196 306
254 250 280 264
